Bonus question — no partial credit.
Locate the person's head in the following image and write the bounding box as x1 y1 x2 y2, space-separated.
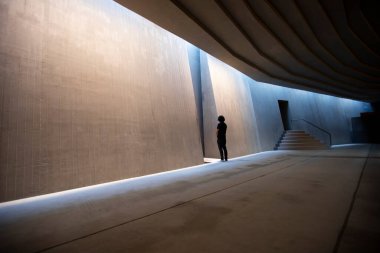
218 115 225 122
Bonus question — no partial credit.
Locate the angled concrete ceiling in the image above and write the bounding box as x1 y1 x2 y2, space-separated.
115 0 380 102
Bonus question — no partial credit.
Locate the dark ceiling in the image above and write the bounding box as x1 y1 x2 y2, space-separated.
115 0 380 102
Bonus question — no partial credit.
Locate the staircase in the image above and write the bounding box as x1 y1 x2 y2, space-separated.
275 130 329 150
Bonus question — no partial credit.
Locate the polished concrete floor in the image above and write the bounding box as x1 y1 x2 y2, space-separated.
0 144 379 253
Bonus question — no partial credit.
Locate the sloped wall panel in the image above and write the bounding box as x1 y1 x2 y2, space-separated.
201 53 261 158
0 0 203 202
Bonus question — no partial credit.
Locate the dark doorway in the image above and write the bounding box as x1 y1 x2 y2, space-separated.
278 100 290 130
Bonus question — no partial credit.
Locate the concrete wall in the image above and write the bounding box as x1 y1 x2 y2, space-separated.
201 54 371 157
249 80 371 149
0 0 203 202
201 53 260 158
0 0 372 202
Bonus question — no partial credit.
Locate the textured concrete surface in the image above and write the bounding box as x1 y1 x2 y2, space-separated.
0 144 378 253
200 50 370 157
201 53 260 158
115 0 380 101
249 79 371 149
0 0 372 203
0 0 203 201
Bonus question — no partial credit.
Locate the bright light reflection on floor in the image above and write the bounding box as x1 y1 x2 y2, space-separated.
0 164 206 208
204 158 222 163
0 154 252 209
0 145 365 209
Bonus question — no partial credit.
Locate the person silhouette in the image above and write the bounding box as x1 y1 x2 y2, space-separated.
216 115 228 161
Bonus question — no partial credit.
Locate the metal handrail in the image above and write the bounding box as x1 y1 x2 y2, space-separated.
291 119 332 146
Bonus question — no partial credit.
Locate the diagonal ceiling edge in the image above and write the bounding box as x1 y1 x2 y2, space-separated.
115 0 380 102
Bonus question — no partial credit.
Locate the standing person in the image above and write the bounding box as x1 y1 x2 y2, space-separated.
216 115 228 162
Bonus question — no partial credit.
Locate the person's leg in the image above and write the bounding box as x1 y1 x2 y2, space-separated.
222 145 228 161
217 140 224 161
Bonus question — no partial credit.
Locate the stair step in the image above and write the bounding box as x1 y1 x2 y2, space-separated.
279 143 325 147
284 136 312 139
283 134 312 138
277 146 328 150
281 140 322 144
284 133 312 137
275 130 329 150
281 138 318 142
